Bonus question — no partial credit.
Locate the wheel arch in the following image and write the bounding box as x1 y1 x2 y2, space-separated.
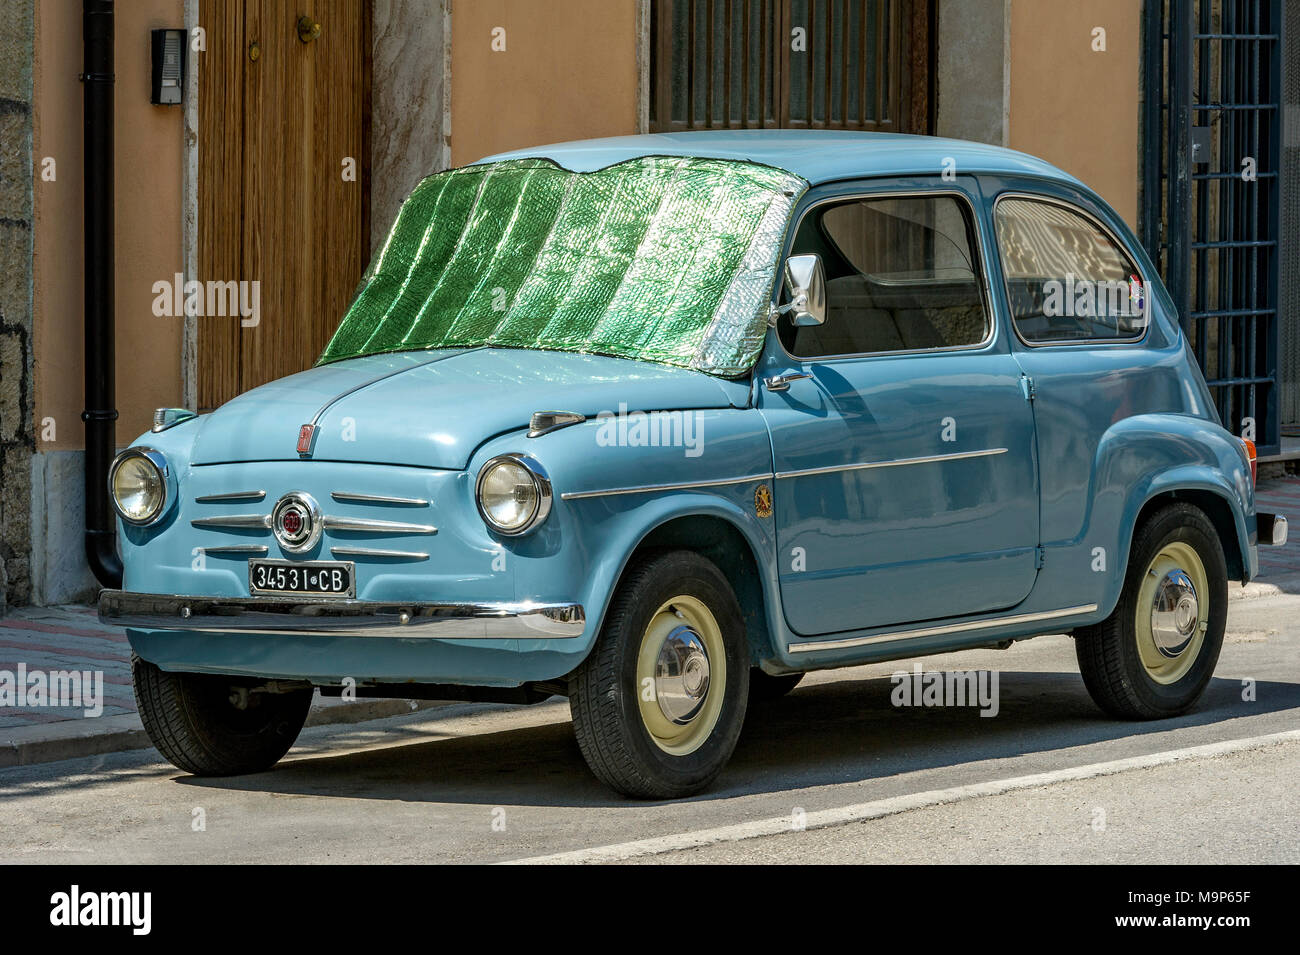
615 512 780 669
1133 486 1248 584
1091 416 1255 619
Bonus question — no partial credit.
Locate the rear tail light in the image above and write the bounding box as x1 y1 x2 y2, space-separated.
1240 437 1257 485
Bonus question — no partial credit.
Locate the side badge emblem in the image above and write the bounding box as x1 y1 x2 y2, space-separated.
754 483 773 519
296 424 317 457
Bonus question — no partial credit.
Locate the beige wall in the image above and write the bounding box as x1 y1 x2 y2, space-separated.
1008 0 1140 227
34 0 185 451
450 0 640 167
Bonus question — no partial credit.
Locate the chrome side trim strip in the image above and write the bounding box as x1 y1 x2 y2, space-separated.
195 490 266 503
99 590 585 640
323 516 438 535
191 515 272 529
775 447 1008 481
561 473 773 501
199 544 269 555
331 546 429 561
788 604 1099 654
559 451 1008 501
331 492 429 506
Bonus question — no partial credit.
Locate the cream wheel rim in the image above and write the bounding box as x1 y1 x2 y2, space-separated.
1135 541 1209 685
635 595 726 756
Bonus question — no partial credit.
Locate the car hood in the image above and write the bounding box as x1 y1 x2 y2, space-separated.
189 348 751 469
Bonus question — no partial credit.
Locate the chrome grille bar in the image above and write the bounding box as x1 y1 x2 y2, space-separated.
331 492 429 506
331 546 429 560
194 490 266 503
323 516 437 535
191 515 272 529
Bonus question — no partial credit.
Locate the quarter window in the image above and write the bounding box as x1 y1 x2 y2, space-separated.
995 198 1147 344
779 194 990 358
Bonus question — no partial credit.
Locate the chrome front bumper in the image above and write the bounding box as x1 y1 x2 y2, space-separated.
99 590 585 640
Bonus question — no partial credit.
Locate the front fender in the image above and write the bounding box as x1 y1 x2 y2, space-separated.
569 490 779 642
474 407 779 668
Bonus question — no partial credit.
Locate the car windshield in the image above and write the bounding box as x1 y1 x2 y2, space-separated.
317 155 807 377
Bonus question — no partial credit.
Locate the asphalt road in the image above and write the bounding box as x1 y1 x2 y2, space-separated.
2 589 1298 865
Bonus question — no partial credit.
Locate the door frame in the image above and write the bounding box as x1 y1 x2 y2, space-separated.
184 0 374 411
757 176 1043 636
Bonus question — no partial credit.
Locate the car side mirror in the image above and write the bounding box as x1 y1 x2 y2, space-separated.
777 253 826 327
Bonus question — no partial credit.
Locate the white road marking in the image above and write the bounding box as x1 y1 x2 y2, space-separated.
504 728 1300 865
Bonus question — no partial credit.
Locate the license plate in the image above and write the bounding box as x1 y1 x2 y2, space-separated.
249 559 355 597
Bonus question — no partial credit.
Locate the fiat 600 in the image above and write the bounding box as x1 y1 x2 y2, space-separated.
100 131 1287 798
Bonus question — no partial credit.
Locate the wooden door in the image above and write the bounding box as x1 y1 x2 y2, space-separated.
198 0 370 411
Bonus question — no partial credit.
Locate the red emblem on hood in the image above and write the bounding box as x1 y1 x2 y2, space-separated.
296 424 316 456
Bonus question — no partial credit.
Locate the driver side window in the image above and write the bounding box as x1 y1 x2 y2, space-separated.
778 193 990 358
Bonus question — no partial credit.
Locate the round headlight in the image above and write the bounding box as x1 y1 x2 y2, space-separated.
109 449 168 525
476 454 552 536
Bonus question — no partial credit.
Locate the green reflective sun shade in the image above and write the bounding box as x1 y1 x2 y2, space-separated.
318 155 807 376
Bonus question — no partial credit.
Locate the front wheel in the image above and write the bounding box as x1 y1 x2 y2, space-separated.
1074 502 1228 719
569 550 750 799
133 655 313 775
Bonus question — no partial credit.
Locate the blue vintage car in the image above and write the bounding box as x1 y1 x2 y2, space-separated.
100 131 1287 798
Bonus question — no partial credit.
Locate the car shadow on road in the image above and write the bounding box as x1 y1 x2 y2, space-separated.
172 671 1300 808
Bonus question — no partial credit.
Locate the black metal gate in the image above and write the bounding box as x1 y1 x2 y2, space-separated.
1142 0 1285 454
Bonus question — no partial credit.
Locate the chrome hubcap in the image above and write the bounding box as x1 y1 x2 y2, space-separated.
654 625 712 724
1150 568 1200 658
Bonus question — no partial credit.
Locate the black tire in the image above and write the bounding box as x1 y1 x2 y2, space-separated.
569 550 750 799
1075 502 1228 719
132 654 313 776
749 669 804 702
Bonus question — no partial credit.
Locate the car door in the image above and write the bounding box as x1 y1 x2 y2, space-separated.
757 178 1041 636
987 186 1178 574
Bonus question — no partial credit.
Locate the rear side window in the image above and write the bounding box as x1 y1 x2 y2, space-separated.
779 194 990 358
995 197 1147 344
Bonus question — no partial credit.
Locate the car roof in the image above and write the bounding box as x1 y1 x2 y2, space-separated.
477 130 1085 189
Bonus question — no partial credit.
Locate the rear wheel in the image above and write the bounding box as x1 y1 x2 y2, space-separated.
133 655 313 775
569 550 749 798
1075 503 1228 719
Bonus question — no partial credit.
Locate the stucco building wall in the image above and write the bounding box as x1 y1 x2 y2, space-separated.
1008 0 1141 227
933 0 1140 227
30 0 185 604
449 0 640 167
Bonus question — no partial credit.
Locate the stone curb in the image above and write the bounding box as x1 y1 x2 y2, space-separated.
1229 573 1300 601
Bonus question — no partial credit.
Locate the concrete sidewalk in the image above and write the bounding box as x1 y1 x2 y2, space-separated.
0 603 443 768
3 476 1297 769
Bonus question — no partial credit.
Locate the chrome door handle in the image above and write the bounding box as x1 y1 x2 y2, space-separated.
764 371 812 392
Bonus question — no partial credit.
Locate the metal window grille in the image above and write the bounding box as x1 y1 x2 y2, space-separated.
1282 0 1299 435
1142 0 1285 453
649 0 919 132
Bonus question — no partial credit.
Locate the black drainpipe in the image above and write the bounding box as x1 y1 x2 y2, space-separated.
82 0 122 588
